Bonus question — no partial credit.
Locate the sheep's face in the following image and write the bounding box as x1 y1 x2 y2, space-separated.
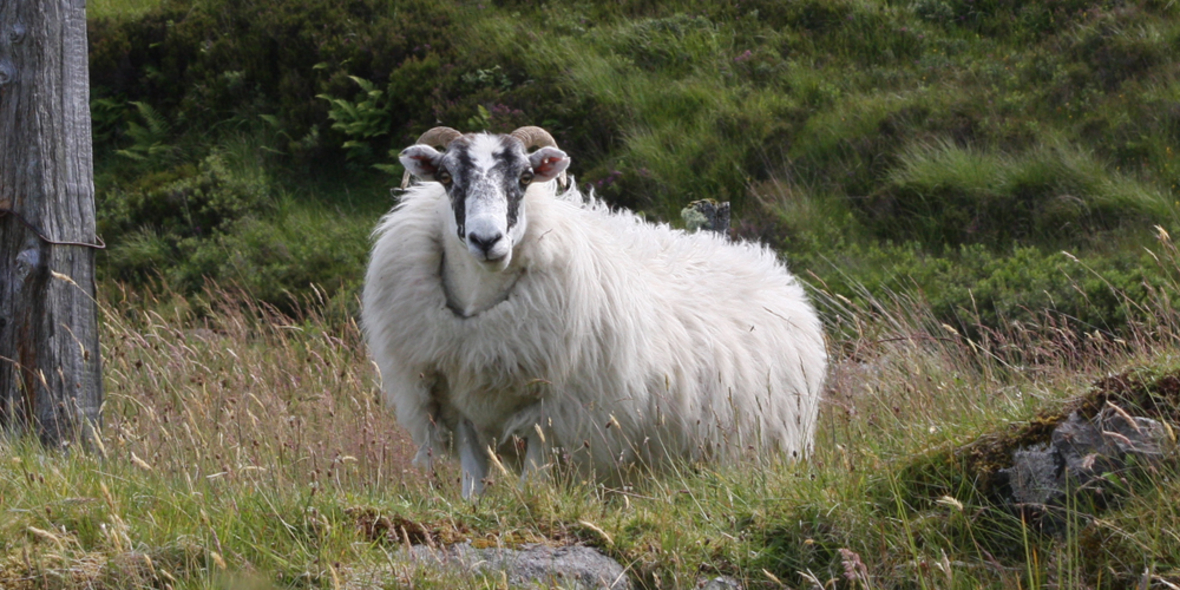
400 133 569 271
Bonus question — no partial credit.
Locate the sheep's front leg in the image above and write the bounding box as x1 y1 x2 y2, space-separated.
521 424 551 486
457 419 488 500
379 363 443 474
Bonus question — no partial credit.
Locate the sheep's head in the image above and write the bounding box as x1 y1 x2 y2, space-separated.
400 126 570 271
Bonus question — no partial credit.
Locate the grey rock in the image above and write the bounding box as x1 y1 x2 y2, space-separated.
1001 407 1174 531
405 542 631 589
1007 444 1060 505
681 199 731 235
1097 406 1171 458
698 575 743 590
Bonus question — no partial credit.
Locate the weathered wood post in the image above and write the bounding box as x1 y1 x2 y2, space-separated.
0 0 102 447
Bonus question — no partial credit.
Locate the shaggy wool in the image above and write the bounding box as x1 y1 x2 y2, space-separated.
362 181 826 482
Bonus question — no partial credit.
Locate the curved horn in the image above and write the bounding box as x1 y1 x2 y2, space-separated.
510 126 569 191
415 126 462 148
401 127 463 188
510 126 559 150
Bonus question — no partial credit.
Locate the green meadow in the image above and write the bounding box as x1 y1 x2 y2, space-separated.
3 0 1180 587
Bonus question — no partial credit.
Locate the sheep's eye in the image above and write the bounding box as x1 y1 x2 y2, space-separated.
437 170 452 185
520 170 534 186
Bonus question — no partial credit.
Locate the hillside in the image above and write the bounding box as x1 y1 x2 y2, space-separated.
87 0 1180 332
4 2 1179 588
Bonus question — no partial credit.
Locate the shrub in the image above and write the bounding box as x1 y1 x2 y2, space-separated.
195 211 370 308
89 0 465 167
99 150 274 288
800 240 1178 337
865 139 1176 249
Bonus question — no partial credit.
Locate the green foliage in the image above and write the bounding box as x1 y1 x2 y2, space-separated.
87 0 163 20
195 208 370 307
87 0 1180 332
100 151 266 242
866 139 1177 248
89 0 465 167
114 101 178 164
99 149 273 286
318 76 393 162
89 97 127 146
798 240 1178 338
98 147 372 309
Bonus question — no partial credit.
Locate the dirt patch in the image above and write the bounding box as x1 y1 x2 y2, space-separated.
349 507 469 547
348 506 559 550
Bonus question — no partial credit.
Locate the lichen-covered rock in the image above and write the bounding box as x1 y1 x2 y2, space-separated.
680 199 731 235
698 575 743 590
1001 406 1174 531
404 542 632 589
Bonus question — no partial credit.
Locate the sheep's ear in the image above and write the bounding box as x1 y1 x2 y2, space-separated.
529 147 570 183
400 145 444 181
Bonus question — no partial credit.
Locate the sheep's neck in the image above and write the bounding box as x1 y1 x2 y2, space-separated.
440 241 523 318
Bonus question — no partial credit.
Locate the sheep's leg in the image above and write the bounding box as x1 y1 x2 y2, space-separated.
521 425 551 486
382 363 441 473
457 419 488 500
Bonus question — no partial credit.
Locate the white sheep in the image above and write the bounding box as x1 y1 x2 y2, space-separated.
362 126 826 498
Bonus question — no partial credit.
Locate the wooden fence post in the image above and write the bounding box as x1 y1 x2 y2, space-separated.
0 0 102 447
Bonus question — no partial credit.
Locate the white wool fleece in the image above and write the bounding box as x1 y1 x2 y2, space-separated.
361 181 826 483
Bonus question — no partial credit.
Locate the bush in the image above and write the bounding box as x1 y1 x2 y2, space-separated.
864 139 1176 249
801 240 1178 336
89 0 465 167
195 211 370 307
99 150 273 287
87 0 1180 331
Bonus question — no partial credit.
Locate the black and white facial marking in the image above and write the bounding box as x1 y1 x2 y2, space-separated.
400 133 570 271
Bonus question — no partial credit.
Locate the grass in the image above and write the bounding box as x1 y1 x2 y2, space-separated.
872 137 1178 248
83 0 1180 337
88 0 164 20
3 232 1179 588
32 0 1180 585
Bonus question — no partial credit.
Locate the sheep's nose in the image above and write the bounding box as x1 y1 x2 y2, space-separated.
468 232 503 256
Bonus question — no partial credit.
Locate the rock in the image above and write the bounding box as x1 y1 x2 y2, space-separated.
1007 444 1059 505
1001 406 1174 531
404 542 631 589
698 575 743 590
681 199 731 235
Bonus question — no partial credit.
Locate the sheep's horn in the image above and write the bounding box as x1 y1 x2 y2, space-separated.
511 126 569 191
401 126 463 188
415 126 462 148
510 126 558 149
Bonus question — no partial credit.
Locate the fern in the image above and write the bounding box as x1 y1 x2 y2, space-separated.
115 101 177 164
317 76 392 161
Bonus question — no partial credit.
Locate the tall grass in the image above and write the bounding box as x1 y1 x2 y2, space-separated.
3 230 1178 588
88 0 165 20
1 284 420 589
877 138 1179 247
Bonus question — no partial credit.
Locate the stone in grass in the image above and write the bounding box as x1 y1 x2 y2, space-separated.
405 542 632 589
681 199 731 235
1001 405 1174 532
697 575 743 590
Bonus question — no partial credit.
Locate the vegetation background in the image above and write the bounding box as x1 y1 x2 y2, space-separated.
3 0 1180 588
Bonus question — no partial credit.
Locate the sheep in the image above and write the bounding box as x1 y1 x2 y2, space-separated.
362 126 826 498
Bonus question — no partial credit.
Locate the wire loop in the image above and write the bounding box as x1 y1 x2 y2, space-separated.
0 208 106 250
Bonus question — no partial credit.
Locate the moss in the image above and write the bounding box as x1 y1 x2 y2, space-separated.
895 365 1180 504
858 364 1180 572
